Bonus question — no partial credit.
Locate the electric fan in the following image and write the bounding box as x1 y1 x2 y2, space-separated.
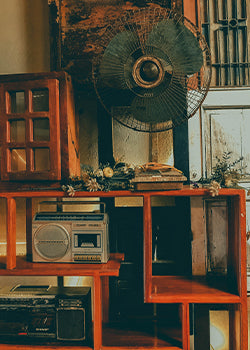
92 7 211 133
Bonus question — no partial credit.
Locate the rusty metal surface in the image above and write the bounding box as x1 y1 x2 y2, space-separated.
48 0 182 91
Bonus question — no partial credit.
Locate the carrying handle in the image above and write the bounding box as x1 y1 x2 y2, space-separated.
38 200 106 213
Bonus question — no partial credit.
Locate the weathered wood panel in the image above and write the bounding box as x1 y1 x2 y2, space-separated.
206 199 228 275
48 0 182 91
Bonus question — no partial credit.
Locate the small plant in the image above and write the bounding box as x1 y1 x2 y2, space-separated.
200 151 244 188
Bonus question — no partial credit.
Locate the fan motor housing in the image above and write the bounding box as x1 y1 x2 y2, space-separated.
132 56 165 89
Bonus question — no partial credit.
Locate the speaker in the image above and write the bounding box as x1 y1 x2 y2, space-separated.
56 287 92 343
32 223 72 262
57 308 85 340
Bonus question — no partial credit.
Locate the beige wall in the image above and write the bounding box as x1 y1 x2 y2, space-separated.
0 0 51 251
0 2 95 293
0 0 50 74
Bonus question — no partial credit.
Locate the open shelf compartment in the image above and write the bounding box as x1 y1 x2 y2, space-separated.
190 303 245 350
150 276 241 304
144 192 246 303
102 303 183 349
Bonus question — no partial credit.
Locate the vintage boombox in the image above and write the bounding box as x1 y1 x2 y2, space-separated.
32 202 109 263
0 285 91 343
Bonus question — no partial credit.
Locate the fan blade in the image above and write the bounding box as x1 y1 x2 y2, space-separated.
147 19 203 75
99 31 139 89
131 77 187 125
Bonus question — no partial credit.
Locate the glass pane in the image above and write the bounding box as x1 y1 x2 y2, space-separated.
32 89 49 112
33 118 50 141
10 120 26 142
11 149 26 172
9 91 25 113
34 148 50 171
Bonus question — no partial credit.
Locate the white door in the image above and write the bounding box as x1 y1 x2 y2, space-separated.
189 88 250 285
189 88 250 182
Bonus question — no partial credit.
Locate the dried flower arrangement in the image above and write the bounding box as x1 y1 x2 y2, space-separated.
196 151 245 195
61 162 135 196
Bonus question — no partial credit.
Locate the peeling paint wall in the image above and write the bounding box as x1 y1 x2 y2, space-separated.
189 88 250 182
48 0 181 76
78 97 99 169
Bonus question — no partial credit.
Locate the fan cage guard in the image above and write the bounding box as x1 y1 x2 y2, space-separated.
92 7 211 133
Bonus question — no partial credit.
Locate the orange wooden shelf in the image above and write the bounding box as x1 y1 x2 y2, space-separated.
0 344 181 350
102 322 182 349
0 346 180 350
0 253 124 276
149 276 241 304
0 186 245 198
0 187 247 350
101 348 181 350
101 347 182 350
102 345 182 350
0 344 92 350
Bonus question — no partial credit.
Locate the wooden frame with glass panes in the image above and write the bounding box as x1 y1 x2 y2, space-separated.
0 72 80 182
0 78 60 180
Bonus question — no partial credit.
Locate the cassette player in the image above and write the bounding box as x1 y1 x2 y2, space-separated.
32 201 109 263
0 284 91 343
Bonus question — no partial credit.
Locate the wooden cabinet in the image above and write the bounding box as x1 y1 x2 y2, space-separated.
0 72 80 182
0 187 247 349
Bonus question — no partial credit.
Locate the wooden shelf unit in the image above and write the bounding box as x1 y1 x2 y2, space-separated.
0 344 93 350
150 276 242 304
0 254 124 276
0 187 247 350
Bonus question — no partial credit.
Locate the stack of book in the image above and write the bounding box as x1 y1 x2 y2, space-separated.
131 163 187 191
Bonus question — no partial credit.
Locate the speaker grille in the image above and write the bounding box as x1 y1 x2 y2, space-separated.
57 308 85 340
34 224 70 260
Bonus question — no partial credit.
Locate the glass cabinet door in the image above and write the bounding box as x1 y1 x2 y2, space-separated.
0 78 61 181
